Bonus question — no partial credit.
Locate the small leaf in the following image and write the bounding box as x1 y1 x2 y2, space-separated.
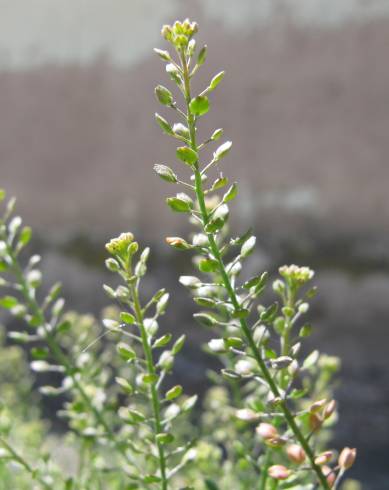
156 432 174 445
153 164 178 183
209 71 225 91
0 296 19 309
172 334 186 355
210 174 228 191
241 235 256 257
166 385 183 400
154 85 173 106
189 96 209 116
155 113 173 135
182 394 198 411
198 258 219 273
120 312 136 325
197 45 207 65
299 324 313 337
117 342 136 362
18 226 32 247
213 141 232 162
153 334 172 348
176 146 198 166
115 377 134 394
166 195 193 213
194 312 218 327
223 183 238 203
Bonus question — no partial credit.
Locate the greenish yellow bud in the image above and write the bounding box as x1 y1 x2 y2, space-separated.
105 232 134 256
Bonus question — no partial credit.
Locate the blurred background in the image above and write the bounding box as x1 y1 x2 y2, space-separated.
1 1 389 487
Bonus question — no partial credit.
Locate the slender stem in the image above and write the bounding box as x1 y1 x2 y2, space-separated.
129 280 168 490
179 50 330 490
259 449 271 490
0 436 52 490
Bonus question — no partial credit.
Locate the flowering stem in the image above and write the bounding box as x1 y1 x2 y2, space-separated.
128 278 168 490
179 50 331 490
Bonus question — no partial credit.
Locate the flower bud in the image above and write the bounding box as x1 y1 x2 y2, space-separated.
235 408 260 422
338 447 357 470
268 465 291 480
256 423 278 440
309 398 327 414
287 444 306 464
324 400 337 419
165 237 191 250
208 338 225 353
315 451 334 466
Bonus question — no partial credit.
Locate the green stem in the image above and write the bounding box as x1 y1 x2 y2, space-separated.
258 449 271 490
129 280 168 490
0 436 52 490
179 50 330 490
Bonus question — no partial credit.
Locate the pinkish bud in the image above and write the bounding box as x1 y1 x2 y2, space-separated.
256 423 278 440
315 451 334 466
338 447 357 470
268 465 291 480
324 400 337 419
309 398 327 413
165 237 190 250
286 444 306 464
322 465 336 487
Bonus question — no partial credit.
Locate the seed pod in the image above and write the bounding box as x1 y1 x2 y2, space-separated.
309 398 327 414
286 444 306 465
256 423 278 440
315 451 334 466
324 400 337 419
268 465 291 480
338 447 357 470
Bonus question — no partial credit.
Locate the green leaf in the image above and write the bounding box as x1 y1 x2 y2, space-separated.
204 217 225 234
154 85 173 106
260 303 278 323
223 183 238 203
209 71 225 91
153 334 172 348
120 312 136 325
18 226 32 247
155 113 173 135
153 164 178 183
176 146 198 166
0 296 19 309
189 96 209 116
197 45 207 65
156 432 174 445
198 258 219 273
243 272 268 290
193 312 218 327
172 334 186 355
165 385 183 400
213 141 232 161
182 394 198 411
210 174 228 191
117 342 136 362
241 235 256 257
31 347 49 360
210 128 223 141
153 48 171 61
115 377 134 394
144 475 162 484
166 195 193 213
299 324 313 337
